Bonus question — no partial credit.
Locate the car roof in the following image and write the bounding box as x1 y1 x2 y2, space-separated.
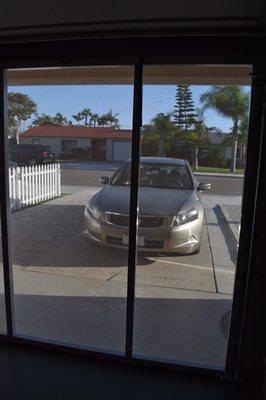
125 157 187 165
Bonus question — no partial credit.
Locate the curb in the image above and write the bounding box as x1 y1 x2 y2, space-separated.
218 205 240 247
194 172 244 178
204 206 237 295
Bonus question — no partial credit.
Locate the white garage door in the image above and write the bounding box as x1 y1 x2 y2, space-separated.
113 141 132 161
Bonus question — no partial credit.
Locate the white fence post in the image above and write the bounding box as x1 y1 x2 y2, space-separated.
9 163 61 210
15 167 21 210
21 166 25 205
58 163 61 197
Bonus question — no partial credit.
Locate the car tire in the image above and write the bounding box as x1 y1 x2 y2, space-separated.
28 158 37 166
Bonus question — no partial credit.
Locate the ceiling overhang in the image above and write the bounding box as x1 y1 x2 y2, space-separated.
7 65 252 86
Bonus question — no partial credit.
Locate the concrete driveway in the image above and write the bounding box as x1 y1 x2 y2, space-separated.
0 183 241 369
11 186 215 292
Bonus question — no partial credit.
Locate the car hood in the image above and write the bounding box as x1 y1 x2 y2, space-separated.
93 185 197 215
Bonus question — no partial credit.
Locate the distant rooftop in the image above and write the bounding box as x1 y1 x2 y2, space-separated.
208 132 229 145
20 125 132 139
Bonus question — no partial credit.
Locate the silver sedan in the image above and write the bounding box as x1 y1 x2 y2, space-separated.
83 157 211 254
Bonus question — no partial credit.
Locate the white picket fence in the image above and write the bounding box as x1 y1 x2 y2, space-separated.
9 163 61 210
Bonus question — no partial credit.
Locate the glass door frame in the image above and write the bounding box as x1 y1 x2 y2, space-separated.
0 36 264 380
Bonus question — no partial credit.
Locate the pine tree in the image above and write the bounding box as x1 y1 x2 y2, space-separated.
173 85 196 130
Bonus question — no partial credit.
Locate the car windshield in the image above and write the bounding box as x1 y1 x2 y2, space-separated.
111 162 193 190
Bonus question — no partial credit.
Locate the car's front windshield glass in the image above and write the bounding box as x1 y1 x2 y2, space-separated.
111 162 193 190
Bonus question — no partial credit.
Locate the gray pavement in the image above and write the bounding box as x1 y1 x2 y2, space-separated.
61 161 121 171
9 269 229 368
195 172 243 178
61 165 244 196
204 207 236 295
10 186 216 293
220 205 241 244
196 175 243 196
0 184 241 368
202 195 241 295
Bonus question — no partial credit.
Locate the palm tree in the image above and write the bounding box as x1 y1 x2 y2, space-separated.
104 109 120 128
192 107 220 170
32 113 56 126
81 108 92 126
113 116 120 129
97 115 104 126
54 112 68 125
90 113 100 127
98 114 109 127
150 112 175 156
72 112 84 125
200 86 249 172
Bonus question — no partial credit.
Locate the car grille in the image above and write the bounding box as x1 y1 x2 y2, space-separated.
106 236 123 246
106 236 164 249
108 214 129 227
107 213 163 228
139 217 163 228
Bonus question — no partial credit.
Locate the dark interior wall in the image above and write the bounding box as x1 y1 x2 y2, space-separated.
0 0 262 38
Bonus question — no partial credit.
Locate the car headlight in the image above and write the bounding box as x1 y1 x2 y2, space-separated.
87 202 102 221
172 208 198 227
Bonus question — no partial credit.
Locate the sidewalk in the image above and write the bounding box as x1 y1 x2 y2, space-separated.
219 205 241 245
202 195 241 295
61 162 121 171
194 172 244 178
8 268 229 368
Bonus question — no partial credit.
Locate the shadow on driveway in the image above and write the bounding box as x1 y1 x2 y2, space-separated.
8 292 230 369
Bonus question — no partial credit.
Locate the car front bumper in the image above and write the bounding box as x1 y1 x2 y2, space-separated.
83 208 203 254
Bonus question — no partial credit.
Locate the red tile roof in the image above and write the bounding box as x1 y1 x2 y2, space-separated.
20 125 132 139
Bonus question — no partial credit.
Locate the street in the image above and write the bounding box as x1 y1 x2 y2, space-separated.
196 175 243 196
61 162 244 196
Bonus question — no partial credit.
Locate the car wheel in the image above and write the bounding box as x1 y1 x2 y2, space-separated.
28 158 37 166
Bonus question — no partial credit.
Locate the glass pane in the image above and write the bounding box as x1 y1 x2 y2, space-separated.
0 212 7 333
0 124 7 333
7 66 134 353
133 65 251 368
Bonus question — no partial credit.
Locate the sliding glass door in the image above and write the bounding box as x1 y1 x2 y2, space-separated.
0 60 257 375
133 65 251 369
6 66 134 353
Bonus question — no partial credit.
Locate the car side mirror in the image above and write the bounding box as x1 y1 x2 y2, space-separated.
99 176 109 185
197 182 211 191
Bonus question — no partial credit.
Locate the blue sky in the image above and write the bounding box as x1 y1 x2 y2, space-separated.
9 85 250 132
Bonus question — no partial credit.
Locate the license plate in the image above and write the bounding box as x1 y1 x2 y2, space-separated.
122 234 144 246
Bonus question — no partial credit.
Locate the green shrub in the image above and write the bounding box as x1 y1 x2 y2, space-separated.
199 147 227 168
141 134 160 156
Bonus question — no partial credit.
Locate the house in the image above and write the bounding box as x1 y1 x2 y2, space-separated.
20 125 132 161
208 132 246 164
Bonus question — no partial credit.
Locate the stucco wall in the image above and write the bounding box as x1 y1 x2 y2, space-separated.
20 136 91 157
106 139 113 161
21 136 133 160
